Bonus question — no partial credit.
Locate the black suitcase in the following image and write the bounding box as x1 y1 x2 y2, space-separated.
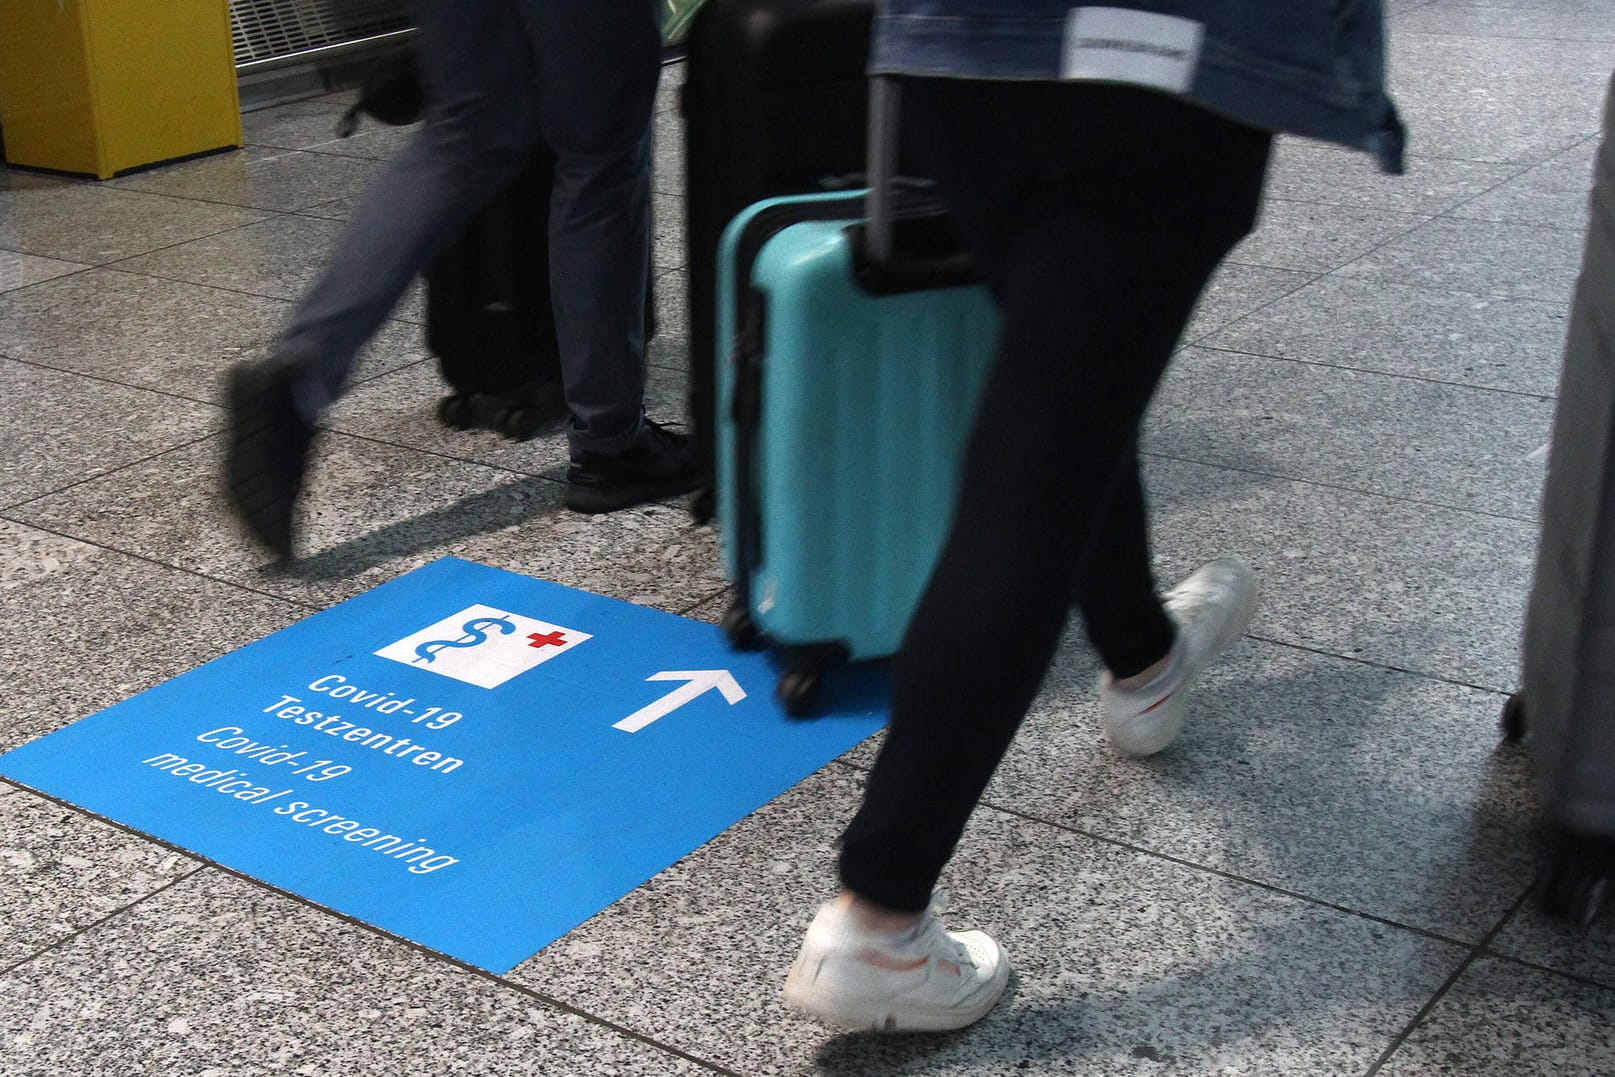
1503 70 1615 925
425 153 569 442
681 0 878 520
338 53 656 443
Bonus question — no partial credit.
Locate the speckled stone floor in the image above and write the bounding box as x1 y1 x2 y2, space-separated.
4 4 1615 1074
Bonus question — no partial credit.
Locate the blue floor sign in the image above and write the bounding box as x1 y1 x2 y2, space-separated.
0 558 888 972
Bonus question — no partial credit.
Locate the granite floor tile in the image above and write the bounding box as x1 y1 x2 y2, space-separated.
0 172 271 265
656 192 688 270
0 250 88 295
1376 957 1615 1076
1449 136 1601 230
0 519 305 753
1147 347 1554 519
11 433 722 615
0 359 224 508
109 147 384 215
114 214 425 323
0 269 425 401
1181 263 1314 343
305 121 421 162
1229 199 1430 274
1263 139 1523 216
515 766 1466 1077
0 789 200 970
325 359 691 476
985 633 1539 940
1337 215 1589 302
1203 275 1571 397
1398 0 1615 42
655 111 687 197
1490 887 1615 988
299 196 358 221
1386 33 1615 164
1142 456 1536 692
241 97 355 151
0 871 716 1077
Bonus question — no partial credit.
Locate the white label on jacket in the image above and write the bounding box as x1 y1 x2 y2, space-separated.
1060 8 1204 93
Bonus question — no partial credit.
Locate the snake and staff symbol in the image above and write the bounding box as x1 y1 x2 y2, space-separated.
413 614 517 665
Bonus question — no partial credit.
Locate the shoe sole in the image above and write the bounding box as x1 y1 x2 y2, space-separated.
563 474 701 515
782 964 1009 1033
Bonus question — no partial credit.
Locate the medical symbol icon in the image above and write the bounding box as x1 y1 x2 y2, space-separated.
377 604 590 688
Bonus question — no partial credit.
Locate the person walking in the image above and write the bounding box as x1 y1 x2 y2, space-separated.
224 0 698 561
782 0 1405 1032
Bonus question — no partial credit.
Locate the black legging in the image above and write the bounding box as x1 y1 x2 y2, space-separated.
838 79 1274 912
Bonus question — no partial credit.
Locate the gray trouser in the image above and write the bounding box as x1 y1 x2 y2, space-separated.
278 0 660 455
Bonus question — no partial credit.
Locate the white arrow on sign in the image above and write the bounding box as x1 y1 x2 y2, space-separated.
612 670 748 733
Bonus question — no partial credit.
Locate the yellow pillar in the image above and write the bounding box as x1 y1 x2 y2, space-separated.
0 0 244 179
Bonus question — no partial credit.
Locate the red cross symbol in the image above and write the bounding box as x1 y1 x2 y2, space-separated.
527 630 568 650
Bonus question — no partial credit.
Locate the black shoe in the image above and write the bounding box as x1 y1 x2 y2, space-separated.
224 362 315 560
564 419 700 514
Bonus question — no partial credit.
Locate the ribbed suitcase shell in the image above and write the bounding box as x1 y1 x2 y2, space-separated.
1519 73 1615 835
718 191 999 662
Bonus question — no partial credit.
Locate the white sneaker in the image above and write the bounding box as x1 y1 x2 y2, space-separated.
783 899 1009 1032
1099 556 1258 757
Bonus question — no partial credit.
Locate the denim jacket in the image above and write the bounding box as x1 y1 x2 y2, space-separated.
872 0 1405 172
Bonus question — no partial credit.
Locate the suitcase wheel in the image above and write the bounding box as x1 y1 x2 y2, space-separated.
498 405 544 443
777 667 823 719
1541 828 1615 926
437 394 475 431
1500 692 1527 743
720 603 762 651
690 486 716 526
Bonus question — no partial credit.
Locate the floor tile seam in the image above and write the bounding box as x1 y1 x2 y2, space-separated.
1 791 746 1076
0 511 324 615
0 260 105 301
96 179 350 217
1477 944 1615 996
1360 883 1537 1076
75 211 297 274
824 757 1501 951
308 423 574 486
1240 632 1517 696
1219 203 1432 277
1134 446 1541 527
1429 144 1603 224
0 805 745 1076
0 863 209 979
0 349 233 411
1189 340 1558 403
676 583 732 618
1179 267 1330 348
0 422 229 518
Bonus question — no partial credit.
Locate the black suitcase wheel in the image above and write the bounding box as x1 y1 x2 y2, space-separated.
437 394 474 431
777 667 822 718
691 486 716 526
498 405 544 443
1501 691 1528 743
1541 830 1615 926
720 603 762 651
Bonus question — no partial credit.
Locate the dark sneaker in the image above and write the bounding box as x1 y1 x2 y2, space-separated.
564 419 700 514
224 362 315 560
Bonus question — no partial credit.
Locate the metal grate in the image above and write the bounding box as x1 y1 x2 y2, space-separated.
229 0 411 66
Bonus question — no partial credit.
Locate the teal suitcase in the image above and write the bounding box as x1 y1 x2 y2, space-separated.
715 186 1000 713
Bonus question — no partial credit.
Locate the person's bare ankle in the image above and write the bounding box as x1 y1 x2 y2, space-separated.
835 891 924 934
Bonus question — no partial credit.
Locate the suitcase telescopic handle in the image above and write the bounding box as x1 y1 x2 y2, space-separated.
864 75 901 266
854 76 979 296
